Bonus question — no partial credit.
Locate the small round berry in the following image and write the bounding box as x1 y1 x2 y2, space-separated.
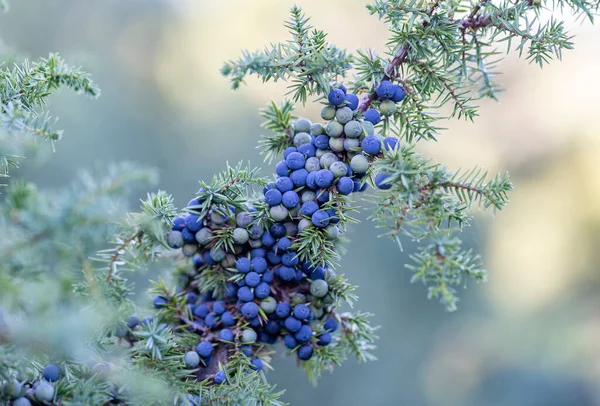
336 177 354 195
172 217 186 231
282 191 300 209
315 169 334 188
153 296 167 309
245 272 261 288
236 211 253 228
275 302 291 318
326 224 340 240
209 246 226 262
242 329 257 343
281 252 299 267
275 177 294 193
335 106 354 124
328 162 346 179
240 345 253 357
250 358 264 371
295 118 312 134
182 244 198 257
350 154 370 173
294 325 313 343
236 257 251 274
276 161 290 177
167 231 184 249
34 382 54 402
333 82 347 94
364 108 381 125
269 205 289 222
310 123 324 136
324 317 339 332
297 344 314 360
329 137 345 153
380 99 397 116
285 152 306 170
293 304 310 320
391 84 407 102
375 173 392 190
213 301 226 315
254 282 271 299
325 120 343 138
319 152 338 169
260 297 277 313
269 223 287 238
344 138 360 151
193 304 209 318
242 302 259 319
195 227 213 245
13 398 31 406
344 120 363 138
298 218 313 232
264 189 282 206
310 266 325 280
279 266 296 281
221 311 236 326
313 134 330 150
284 316 302 332
298 143 316 158
327 88 346 106
237 286 254 302
345 93 359 110
318 332 332 346
205 313 217 328
310 279 329 298
311 210 330 228
6 379 22 398
283 334 297 350
219 328 235 342
185 215 203 233
321 105 336 120
231 227 249 245
362 135 382 155
251 257 267 274
375 80 395 99
184 351 201 367
383 136 400 151
196 341 213 358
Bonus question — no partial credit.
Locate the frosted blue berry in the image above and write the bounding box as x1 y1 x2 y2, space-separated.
316 189 330 204
153 296 167 309
285 152 306 170
264 189 282 206
314 135 329 150
284 334 298 349
167 230 184 249
297 344 314 360
318 332 332 346
293 304 310 320
214 370 226 385
184 351 201 367
213 301 226 315
345 93 359 110
172 217 186 231
294 325 313 343
267 250 281 265
196 341 213 358
375 80 395 99
275 177 294 193
375 173 392 190
251 257 267 274
284 316 302 332
283 146 297 159
310 266 325 280
225 283 238 298
219 328 234 342
391 84 406 102
254 282 271 299
298 218 313 232
311 210 330 228
236 257 251 274
188 198 201 208
221 311 235 326
298 143 316 158
336 177 354 195
269 223 287 238
250 358 264 371
327 88 346 106
279 266 296 281
237 286 254 302
364 108 381 125
236 211 253 228
281 252 299 267
184 214 203 233
245 272 261 288
315 169 334 188
383 136 399 150
205 313 217 328
306 172 318 190
275 161 289 177
282 191 300 209
127 315 140 328
362 134 381 155
324 317 339 332
181 228 195 244
275 302 291 318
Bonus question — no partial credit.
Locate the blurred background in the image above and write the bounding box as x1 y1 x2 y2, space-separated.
1 0 599 405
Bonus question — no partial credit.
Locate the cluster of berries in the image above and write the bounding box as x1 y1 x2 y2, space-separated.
160 81 404 387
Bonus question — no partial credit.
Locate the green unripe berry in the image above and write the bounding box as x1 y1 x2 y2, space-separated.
325 120 344 138
326 224 340 240
321 105 336 120
328 137 345 152
315 148 327 159
6 379 22 398
260 297 277 313
322 293 335 305
298 218 313 232
344 120 363 138
301 190 317 203
184 351 200 368
309 304 324 319
325 268 337 278
305 157 321 172
210 246 226 262
210 211 228 225
295 118 312 134
319 152 338 169
350 154 370 173
293 132 312 147
380 100 397 116
344 138 360 151
242 329 257 343
195 228 213 245
310 279 329 298
291 293 307 305
221 254 237 268
34 382 54 402
362 121 375 135
182 244 198 257
249 239 262 248
233 228 249 244
310 123 324 136
329 162 347 178
270 205 289 222
335 107 354 124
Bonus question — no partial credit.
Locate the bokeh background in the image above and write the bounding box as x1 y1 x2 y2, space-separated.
2 1 600 405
